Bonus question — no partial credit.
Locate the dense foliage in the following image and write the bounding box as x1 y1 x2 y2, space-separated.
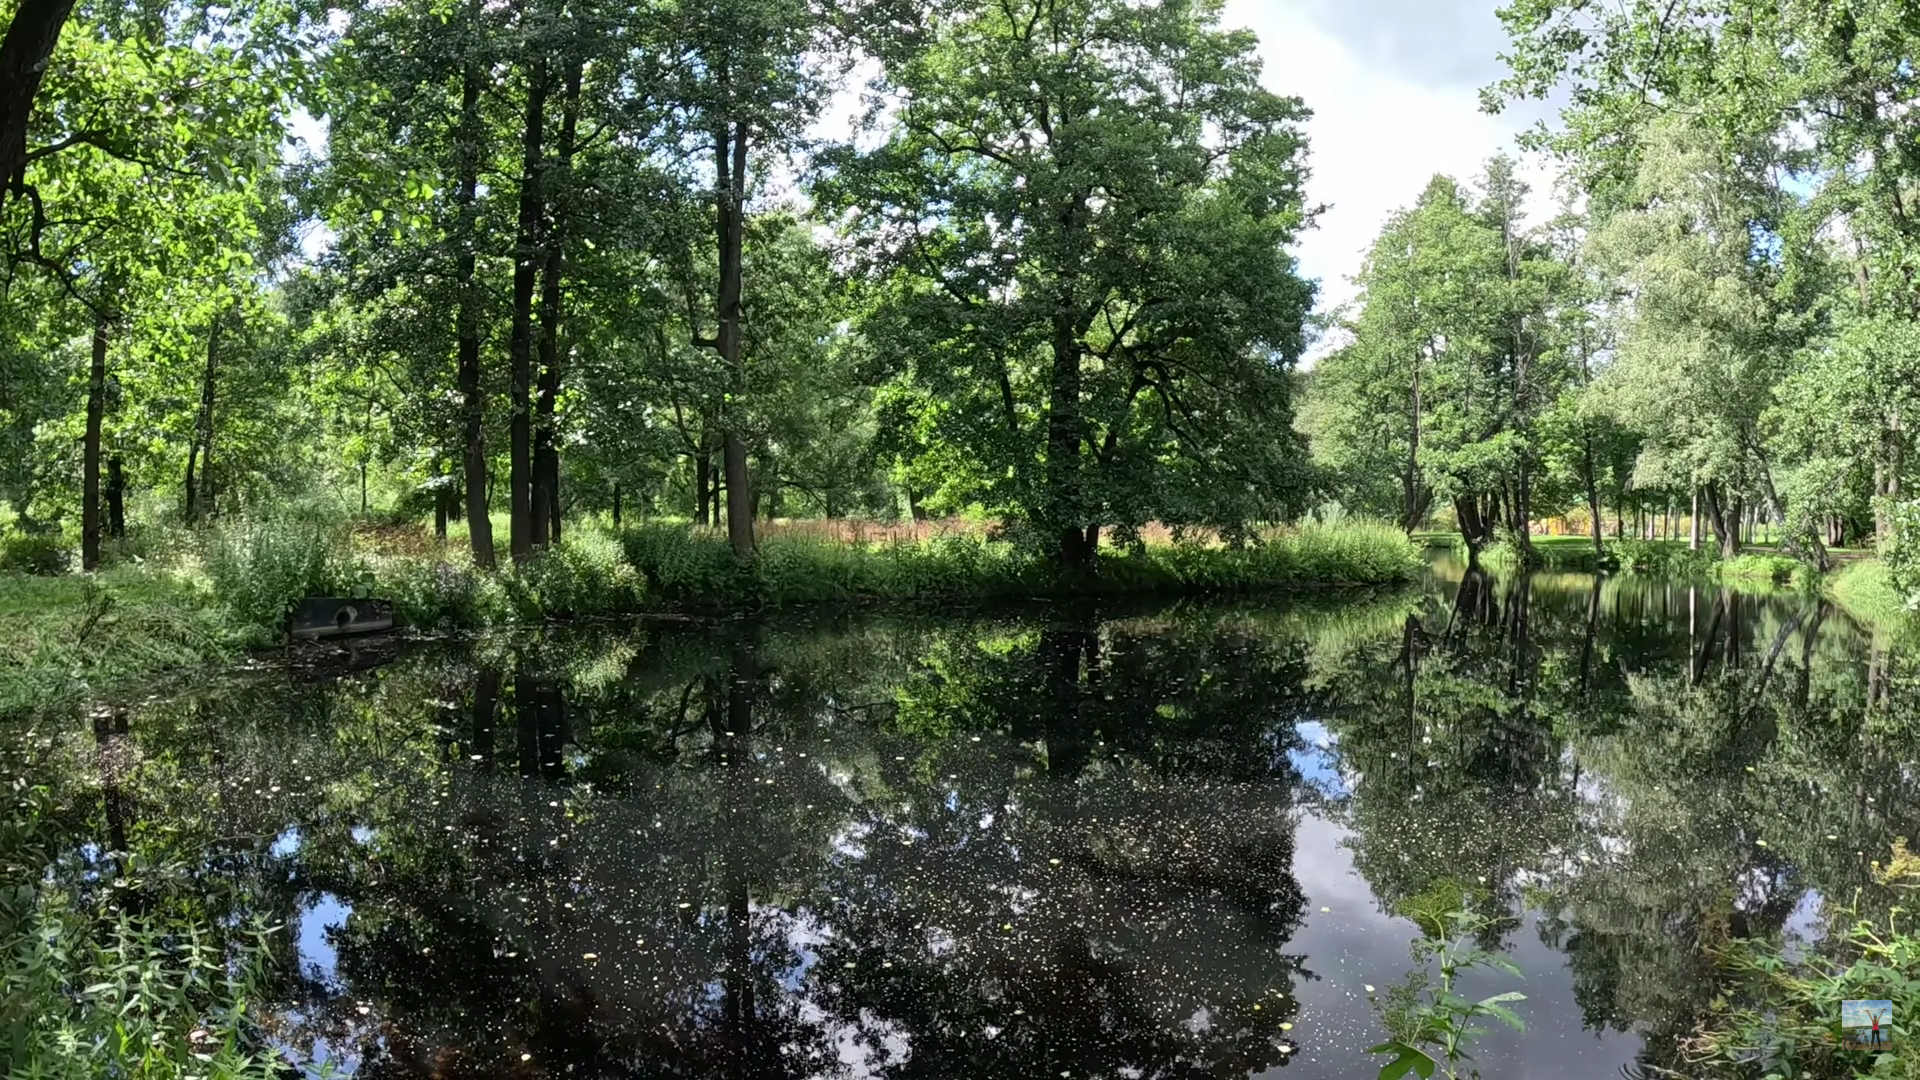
1301 2 1920 588
5 0 1919 611
1 0 1339 582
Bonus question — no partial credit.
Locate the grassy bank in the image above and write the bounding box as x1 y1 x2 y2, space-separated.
0 515 1422 718
1827 560 1920 639
621 518 1423 607
0 568 235 722
1452 532 1869 586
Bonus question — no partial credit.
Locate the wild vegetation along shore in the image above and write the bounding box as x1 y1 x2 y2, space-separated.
0 512 1423 719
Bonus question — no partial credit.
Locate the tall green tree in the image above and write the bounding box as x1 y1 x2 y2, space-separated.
1584 116 1824 562
654 0 841 559
1306 162 1567 561
830 0 1318 566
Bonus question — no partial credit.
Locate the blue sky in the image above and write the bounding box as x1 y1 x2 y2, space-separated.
1843 1000 1893 1028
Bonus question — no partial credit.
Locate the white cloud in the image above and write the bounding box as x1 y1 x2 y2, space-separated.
1222 0 1560 351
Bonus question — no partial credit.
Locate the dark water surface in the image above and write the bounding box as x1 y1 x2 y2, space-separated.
11 556 1919 1079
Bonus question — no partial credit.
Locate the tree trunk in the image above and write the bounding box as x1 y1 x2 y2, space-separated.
1875 437 1891 541
1403 360 1424 533
105 455 124 539
1888 408 1904 534
757 453 779 522
612 482 621 527
1756 458 1831 570
185 313 218 524
507 59 549 563
183 442 199 526
455 19 495 569
435 466 449 540
713 118 755 560
1047 303 1090 569
1584 435 1603 559
1690 487 1701 551
1704 484 1738 558
532 56 581 553
695 442 712 526
907 486 927 522
82 314 106 570
1456 495 1486 563
1504 200 1533 565
0 0 76 205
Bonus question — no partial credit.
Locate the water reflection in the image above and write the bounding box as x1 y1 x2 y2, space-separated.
7 564 1920 1079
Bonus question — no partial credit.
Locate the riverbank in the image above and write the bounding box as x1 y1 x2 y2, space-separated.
1826 560 1920 639
0 516 1422 718
1426 530 1876 581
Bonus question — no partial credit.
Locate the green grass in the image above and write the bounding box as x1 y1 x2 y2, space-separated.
1482 534 1617 570
620 518 1425 608
0 567 235 720
1712 552 1813 586
1827 559 1919 638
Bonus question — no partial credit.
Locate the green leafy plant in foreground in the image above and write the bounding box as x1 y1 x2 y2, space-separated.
1682 840 1920 1079
0 784 286 1080
1370 888 1527 1080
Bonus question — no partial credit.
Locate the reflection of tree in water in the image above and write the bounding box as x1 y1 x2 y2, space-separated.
62 611 1316 1078
27 579 1919 1078
1319 568 1920 1077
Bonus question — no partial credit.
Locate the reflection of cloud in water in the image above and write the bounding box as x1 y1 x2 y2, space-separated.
1290 719 1349 796
1279 815 1642 1079
293 891 351 987
1782 891 1823 963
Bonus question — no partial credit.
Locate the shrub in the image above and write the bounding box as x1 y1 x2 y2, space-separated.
1278 519 1424 584
1370 883 1527 1080
1612 538 1711 575
1880 497 1920 606
501 527 644 619
0 531 70 575
100 523 192 568
621 523 746 601
1714 553 1806 585
200 509 349 636
359 553 508 630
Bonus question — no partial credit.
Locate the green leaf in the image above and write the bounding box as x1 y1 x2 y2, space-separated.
1371 1043 1438 1080
1481 1003 1525 1031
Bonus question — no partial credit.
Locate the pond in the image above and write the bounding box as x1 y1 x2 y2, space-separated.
9 553 1917 1079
